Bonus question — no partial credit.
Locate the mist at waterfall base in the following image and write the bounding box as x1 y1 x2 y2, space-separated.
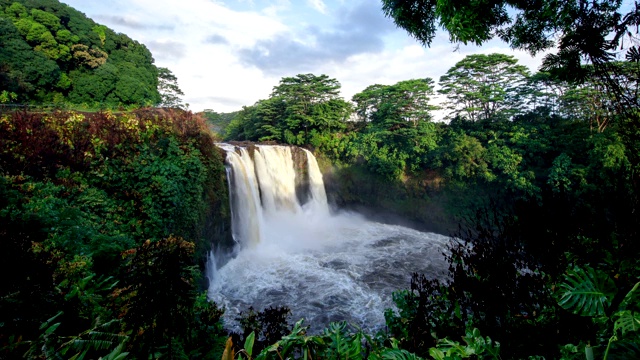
208 145 450 333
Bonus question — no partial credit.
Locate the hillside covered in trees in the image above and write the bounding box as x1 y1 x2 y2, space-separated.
0 0 163 106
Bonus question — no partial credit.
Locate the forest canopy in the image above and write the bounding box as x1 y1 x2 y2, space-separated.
0 0 161 106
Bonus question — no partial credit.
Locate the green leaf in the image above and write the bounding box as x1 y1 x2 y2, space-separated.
614 310 640 335
40 311 63 330
428 348 446 360
244 331 255 358
45 322 61 335
379 348 424 360
101 342 129 360
68 350 87 360
322 321 363 359
557 266 616 317
620 282 640 310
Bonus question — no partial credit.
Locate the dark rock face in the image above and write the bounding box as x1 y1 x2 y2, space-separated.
319 159 457 236
290 147 310 206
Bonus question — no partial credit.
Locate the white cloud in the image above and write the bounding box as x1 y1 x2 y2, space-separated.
307 0 327 14
263 2 291 18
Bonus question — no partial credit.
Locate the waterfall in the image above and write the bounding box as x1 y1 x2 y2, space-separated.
253 145 300 214
218 144 331 247
205 250 218 286
209 144 449 333
220 144 264 247
303 149 329 216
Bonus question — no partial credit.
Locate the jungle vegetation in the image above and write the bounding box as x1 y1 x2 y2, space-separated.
0 0 186 108
0 108 232 359
218 2 640 355
1 0 640 359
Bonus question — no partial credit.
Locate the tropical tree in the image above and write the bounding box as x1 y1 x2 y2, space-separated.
380 0 640 109
273 73 341 105
201 109 240 135
272 74 350 143
557 61 640 132
351 78 440 178
438 53 529 121
157 66 185 108
516 72 567 116
225 104 258 141
352 78 436 126
0 17 60 102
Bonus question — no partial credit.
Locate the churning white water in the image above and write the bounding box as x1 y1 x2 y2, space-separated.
208 144 449 332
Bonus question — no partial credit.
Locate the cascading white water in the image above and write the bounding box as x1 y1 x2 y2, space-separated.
253 146 301 214
205 250 218 286
209 144 449 332
220 144 264 247
303 149 329 216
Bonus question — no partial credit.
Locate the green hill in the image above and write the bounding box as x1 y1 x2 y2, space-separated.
0 0 160 106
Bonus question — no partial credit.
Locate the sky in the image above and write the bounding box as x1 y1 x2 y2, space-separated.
61 0 545 113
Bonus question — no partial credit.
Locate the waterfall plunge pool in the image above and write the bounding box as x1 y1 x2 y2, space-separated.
208 144 450 333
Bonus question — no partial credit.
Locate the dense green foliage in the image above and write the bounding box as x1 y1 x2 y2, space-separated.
368 2 640 357
201 109 240 135
0 109 230 358
439 53 529 121
225 74 352 146
5 56 635 360
380 0 639 82
0 0 161 106
2 1 640 359
222 47 640 357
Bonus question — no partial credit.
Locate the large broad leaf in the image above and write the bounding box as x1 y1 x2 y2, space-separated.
614 310 640 336
323 321 363 359
100 342 129 360
244 331 255 358
378 348 424 360
557 266 616 317
619 282 640 311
